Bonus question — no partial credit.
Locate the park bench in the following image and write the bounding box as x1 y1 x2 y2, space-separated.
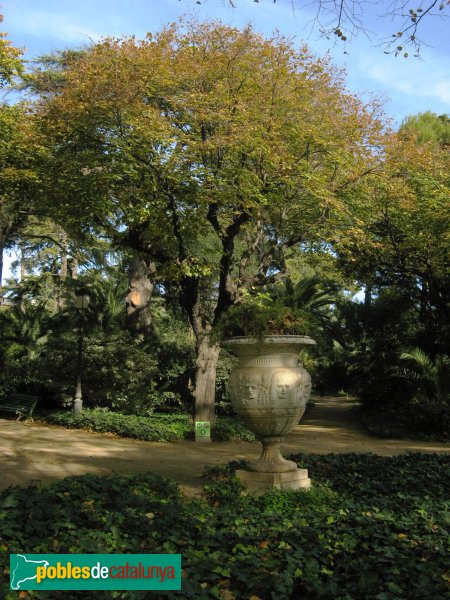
0 393 40 421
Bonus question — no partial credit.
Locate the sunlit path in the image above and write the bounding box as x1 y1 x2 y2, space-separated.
1 396 449 496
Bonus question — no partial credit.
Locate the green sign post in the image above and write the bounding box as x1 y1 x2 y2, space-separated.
195 421 211 442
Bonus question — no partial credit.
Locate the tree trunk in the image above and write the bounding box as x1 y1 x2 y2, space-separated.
0 240 5 304
57 231 68 309
364 284 372 309
20 243 26 281
180 276 221 426
60 234 68 280
126 257 155 336
71 254 78 279
0 240 3 295
193 333 220 425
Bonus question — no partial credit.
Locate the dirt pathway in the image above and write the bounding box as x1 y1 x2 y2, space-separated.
1 397 449 496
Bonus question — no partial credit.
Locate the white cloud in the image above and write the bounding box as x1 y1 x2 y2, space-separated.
9 8 103 44
360 50 450 109
5 1 134 54
430 81 450 105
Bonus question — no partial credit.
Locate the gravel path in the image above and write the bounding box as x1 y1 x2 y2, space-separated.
1 397 449 496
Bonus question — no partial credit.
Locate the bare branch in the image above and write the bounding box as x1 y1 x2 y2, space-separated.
199 0 449 56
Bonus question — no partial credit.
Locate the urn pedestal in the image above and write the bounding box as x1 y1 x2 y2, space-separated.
221 335 315 493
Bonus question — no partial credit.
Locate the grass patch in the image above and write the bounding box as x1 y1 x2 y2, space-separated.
35 409 256 442
1 453 449 599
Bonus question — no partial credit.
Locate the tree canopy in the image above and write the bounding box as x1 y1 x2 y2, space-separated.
29 19 387 419
0 17 448 435
0 13 23 87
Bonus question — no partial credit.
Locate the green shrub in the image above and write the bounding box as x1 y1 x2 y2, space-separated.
0 302 195 415
214 348 238 414
343 290 450 438
37 410 255 442
211 416 255 441
37 410 190 441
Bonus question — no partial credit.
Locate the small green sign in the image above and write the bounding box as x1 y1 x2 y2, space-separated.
10 554 181 591
195 421 210 440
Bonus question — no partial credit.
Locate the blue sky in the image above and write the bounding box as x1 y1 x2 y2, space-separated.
3 0 450 125
1 0 449 279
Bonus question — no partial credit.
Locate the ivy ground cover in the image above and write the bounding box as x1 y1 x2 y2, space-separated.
1 453 448 599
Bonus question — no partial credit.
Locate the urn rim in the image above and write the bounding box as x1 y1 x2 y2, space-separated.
221 334 316 348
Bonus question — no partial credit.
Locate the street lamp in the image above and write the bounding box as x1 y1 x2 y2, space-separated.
73 287 90 413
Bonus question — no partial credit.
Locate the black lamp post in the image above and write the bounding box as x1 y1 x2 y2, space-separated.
73 287 90 413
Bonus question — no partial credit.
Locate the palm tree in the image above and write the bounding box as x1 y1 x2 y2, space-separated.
78 271 128 333
268 277 347 346
400 347 450 403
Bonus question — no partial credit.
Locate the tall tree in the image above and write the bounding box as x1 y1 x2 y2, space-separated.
0 104 46 291
0 15 25 292
335 123 450 351
35 20 386 422
401 111 450 149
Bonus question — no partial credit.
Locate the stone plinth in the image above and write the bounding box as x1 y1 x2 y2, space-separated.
236 467 311 493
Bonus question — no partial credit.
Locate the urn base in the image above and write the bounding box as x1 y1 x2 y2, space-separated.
246 437 298 473
236 468 311 494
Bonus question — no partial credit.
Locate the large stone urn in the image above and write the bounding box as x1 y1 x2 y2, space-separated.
221 335 315 492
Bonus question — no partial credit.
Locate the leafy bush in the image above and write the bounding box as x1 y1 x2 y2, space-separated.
361 400 450 441
5 330 164 413
39 410 192 441
342 289 450 438
0 291 195 414
214 348 238 414
37 410 256 442
1 453 448 599
209 417 255 442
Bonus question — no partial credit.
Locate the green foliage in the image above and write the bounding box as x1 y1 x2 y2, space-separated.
19 48 86 96
40 410 192 442
214 348 239 413
0 328 163 413
37 409 255 442
0 103 45 261
0 16 23 87
268 276 348 347
400 347 450 404
214 292 311 340
269 276 340 312
79 271 128 332
1 453 449 599
331 114 450 423
209 417 255 442
0 278 196 414
81 332 161 413
401 111 450 149
341 289 450 438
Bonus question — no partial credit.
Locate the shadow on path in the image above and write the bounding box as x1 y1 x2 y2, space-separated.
1 396 449 496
